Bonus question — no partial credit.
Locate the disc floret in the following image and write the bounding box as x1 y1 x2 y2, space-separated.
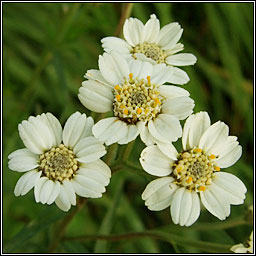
39 144 78 182
113 73 164 124
131 43 167 64
172 148 221 192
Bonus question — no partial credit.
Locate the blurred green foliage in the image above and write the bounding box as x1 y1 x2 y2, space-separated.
3 2 253 253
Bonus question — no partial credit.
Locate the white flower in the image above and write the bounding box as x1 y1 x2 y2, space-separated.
78 51 194 146
101 14 197 85
8 112 111 212
140 111 246 226
231 231 253 253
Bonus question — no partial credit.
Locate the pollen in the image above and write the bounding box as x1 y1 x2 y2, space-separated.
123 109 129 115
194 148 202 153
209 154 216 159
115 94 121 101
136 108 142 114
198 186 206 191
114 85 120 90
186 177 193 183
214 166 221 171
147 76 151 84
129 73 133 80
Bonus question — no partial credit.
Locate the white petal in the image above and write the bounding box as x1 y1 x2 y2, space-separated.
74 136 106 163
230 244 249 253
142 14 160 43
75 174 106 194
165 43 184 55
199 121 229 155
123 18 145 46
148 114 182 143
84 69 113 88
92 117 127 146
179 189 193 226
140 145 173 176
39 179 55 204
134 53 156 65
170 187 186 225
29 115 56 150
200 188 228 220
208 184 231 217
210 181 243 206
63 112 90 148
158 85 190 99
166 53 197 66
156 143 178 161
161 96 194 120
139 123 155 146
14 170 41 196
46 181 61 205
18 118 54 154
80 159 111 179
151 64 173 85
80 116 94 138
158 22 183 49
62 180 76 206
105 121 129 146
77 164 111 187
55 185 72 211
101 36 132 53
78 80 113 113
8 148 39 172
129 59 153 80
99 52 130 85
34 176 49 203
185 192 201 226
212 172 246 204
118 123 140 145
143 178 177 211
215 145 242 168
171 188 200 226
182 112 211 151
142 177 175 200
71 178 102 198
166 67 190 85
38 113 62 146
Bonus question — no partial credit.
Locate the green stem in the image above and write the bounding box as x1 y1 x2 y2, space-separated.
63 230 233 253
187 217 249 231
48 198 87 252
114 3 134 37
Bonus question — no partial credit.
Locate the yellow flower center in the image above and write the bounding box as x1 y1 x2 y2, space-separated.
131 43 166 64
113 73 164 124
39 144 78 182
172 148 220 192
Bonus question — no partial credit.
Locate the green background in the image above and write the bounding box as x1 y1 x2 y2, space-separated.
3 2 253 253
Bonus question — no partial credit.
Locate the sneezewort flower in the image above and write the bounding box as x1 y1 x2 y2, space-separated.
230 231 253 253
78 51 194 146
101 14 197 85
8 112 111 212
140 111 246 226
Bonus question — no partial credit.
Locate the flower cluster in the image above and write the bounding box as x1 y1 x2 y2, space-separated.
8 13 247 229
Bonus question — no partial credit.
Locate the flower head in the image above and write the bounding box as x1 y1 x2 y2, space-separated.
231 231 253 253
101 14 197 85
8 112 111 211
140 111 246 226
78 51 194 146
